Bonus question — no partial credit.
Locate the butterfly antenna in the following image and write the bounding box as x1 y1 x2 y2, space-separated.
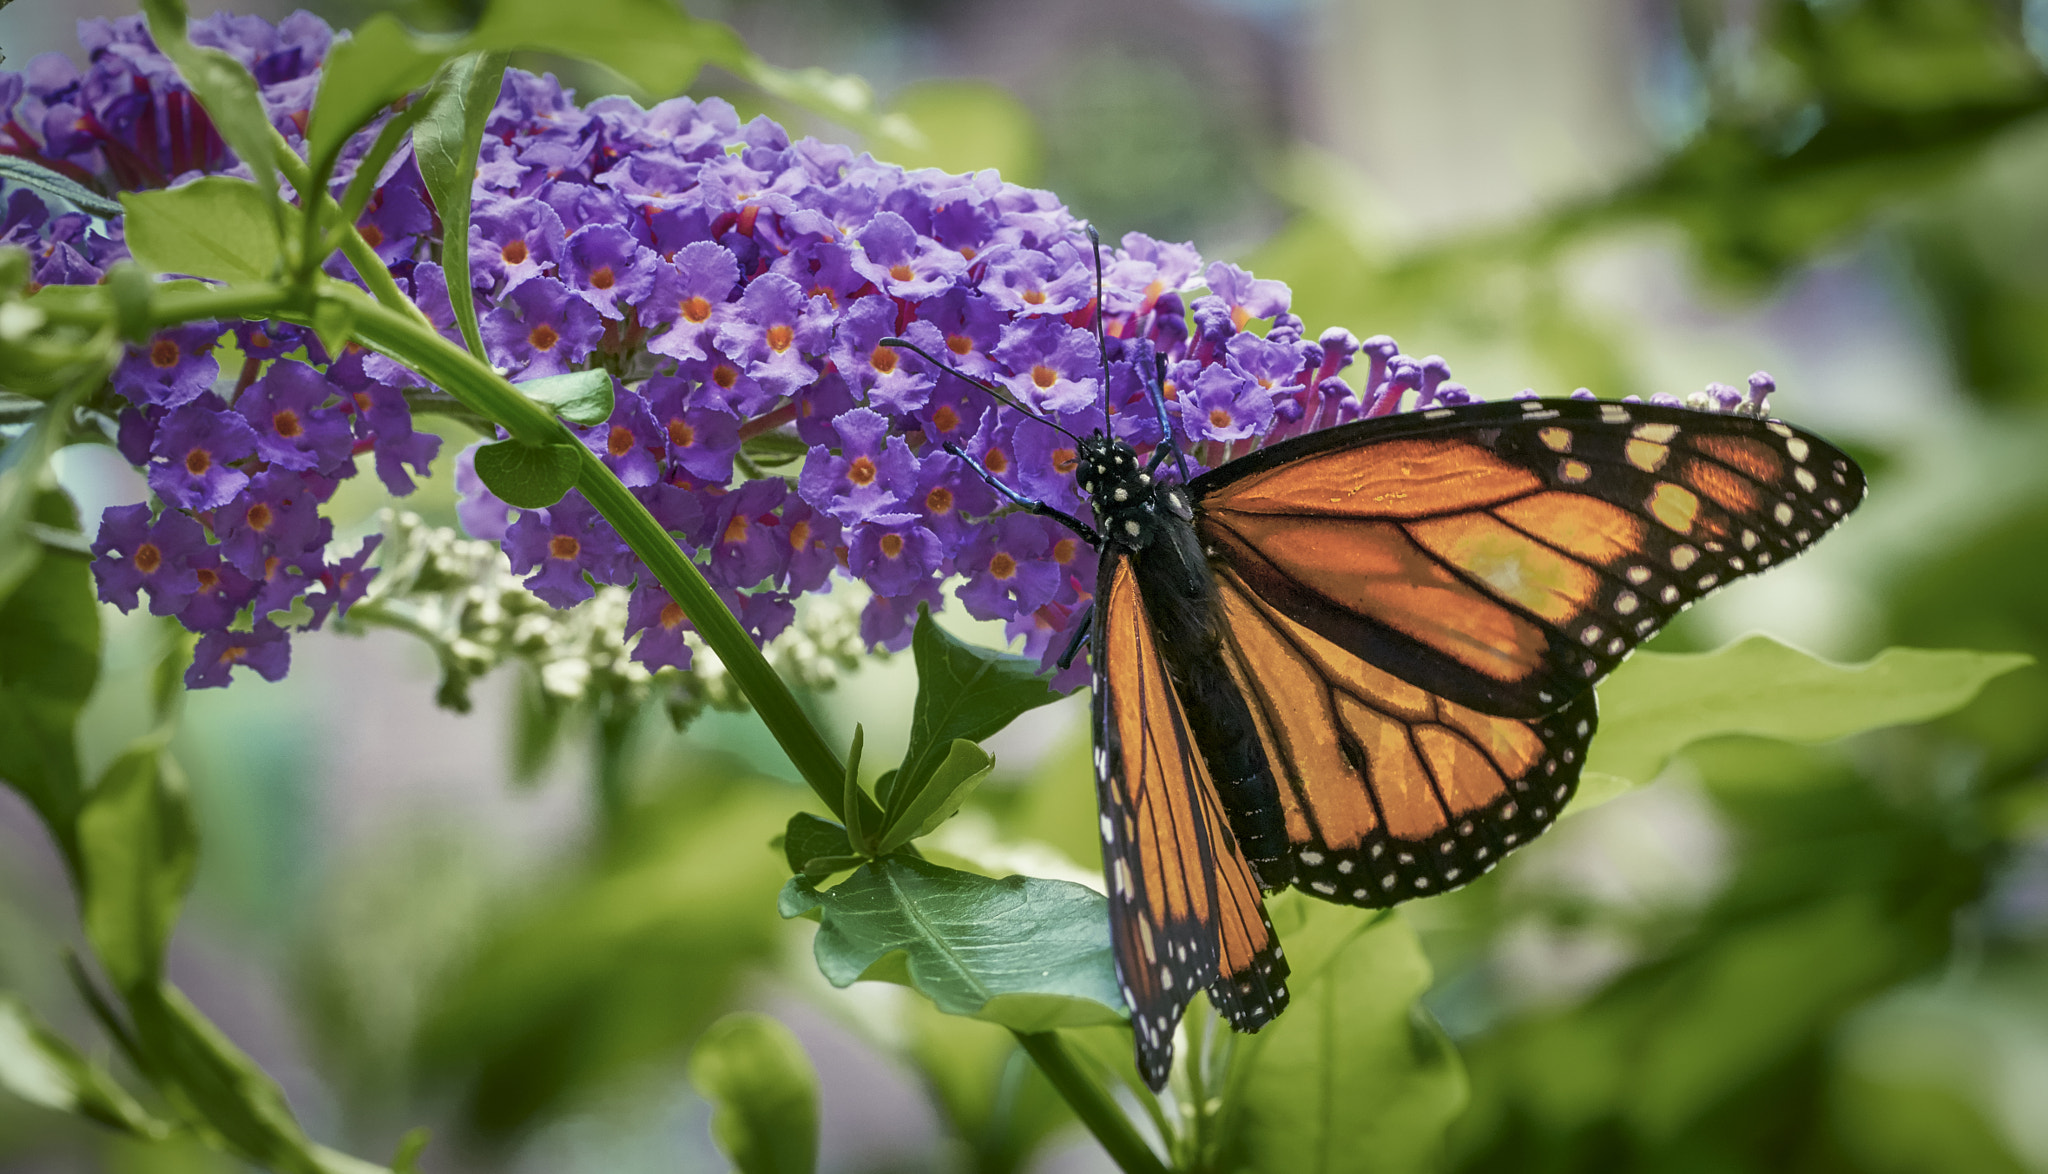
1087 225 1111 436
879 337 1082 442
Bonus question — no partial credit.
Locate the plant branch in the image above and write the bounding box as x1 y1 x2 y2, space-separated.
1012 1031 1168 1174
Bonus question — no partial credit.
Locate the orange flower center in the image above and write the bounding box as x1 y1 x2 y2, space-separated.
889 262 914 282
681 295 712 323
925 486 954 515
766 324 794 352
1053 538 1077 564
246 502 274 532
1031 365 1058 390
248 330 271 349
272 409 302 438
184 448 211 476
195 567 220 591
959 245 977 261
946 333 973 356
608 424 635 457
150 338 180 368
218 642 251 666
984 447 1009 475
668 418 695 447
989 551 1017 580
723 514 750 544
869 346 898 374
713 364 739 389
879 532 905 558
932 405 960 433
529 323 560 351
358 224 384 248
502 239 528 265
589 265 616 290
353 391 373 412
659 601 686 630
133 542 161 574
1022 289 1046 305
1209 408 1232 428
847 455 878 486
549 534 581 560
788 520 811 549
1052 447 1077 474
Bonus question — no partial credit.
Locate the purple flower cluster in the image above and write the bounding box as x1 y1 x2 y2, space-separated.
9 12 1624 692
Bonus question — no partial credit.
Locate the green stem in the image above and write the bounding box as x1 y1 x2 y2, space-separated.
1012 1031 1167 1174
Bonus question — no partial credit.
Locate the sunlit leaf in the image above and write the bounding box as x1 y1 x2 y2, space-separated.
1584 636 2032 793
471 438 579 508
0 487 99 843
888 608 1061 828
514 369 615 426
780 854 1125 1031
121 178 282 284
0 994 166 1137
877 739 993 854
689 1012 819 1174
303 16 451 178
414 51 509 360
77 744 198 994
1216 899 1467 1174
125 984 320 1168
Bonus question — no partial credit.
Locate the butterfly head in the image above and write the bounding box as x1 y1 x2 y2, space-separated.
1075 433 1193 551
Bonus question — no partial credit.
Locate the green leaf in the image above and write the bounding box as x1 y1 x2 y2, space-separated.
0 156 124 219
889 608 1061 827
463 0 748 100
125 984 318 1170
514 369 616 426
309 294 357 361
740 429 808 471
1217 899 1467 1174
77 744 199 994
0 376 93 607
1585 636 2034 792
783 812 853 874
0 993 166 1137
780 855 1126 1031
413 51 509 361
121 178 282 283
0 487 99 843
876 739 993 854
471 438 579 508
689 1012 819 1174
140 0 285 199
303 15 450 181
841 724 871 853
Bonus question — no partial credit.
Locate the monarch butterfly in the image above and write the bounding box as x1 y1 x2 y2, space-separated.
884 246 1865 1091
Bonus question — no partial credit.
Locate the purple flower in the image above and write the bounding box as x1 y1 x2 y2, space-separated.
561 223 660 321
577 383 664 488
848 516 943 599
482 277 604 378
860 578 946 652
705 478 794 590
798 407 919 526
714 274 832 397
503 491 636 607
957 514 1063 623
851 211 967 299
645 241 740 363
992 317 1101 414
90 503 205 614
642 376 741 484
307 534 381 628
471 196 565 294
112 324 222 409
235 358 352 474
1178 361 1273 444
148 396 258 510
983 247 1092 317
215 470 332 577
1205 261 1289 327
627 580 694 671
832 295 935 412
186 623 292 688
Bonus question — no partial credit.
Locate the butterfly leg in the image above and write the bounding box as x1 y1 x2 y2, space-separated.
1055 603 1095 670
941 442 1102 544
1138 345 1192 482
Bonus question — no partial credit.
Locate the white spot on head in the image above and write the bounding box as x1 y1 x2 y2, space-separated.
1123 520 1140 536
1113 487 1128 502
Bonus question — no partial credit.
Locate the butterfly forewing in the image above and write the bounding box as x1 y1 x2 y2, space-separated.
1093 555 1289 1089
1192 399 1866 719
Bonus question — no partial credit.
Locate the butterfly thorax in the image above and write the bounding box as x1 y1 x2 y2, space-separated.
1075 434 1194 554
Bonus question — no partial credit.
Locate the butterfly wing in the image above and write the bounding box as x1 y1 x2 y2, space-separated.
1191 398 1863 902
1094 551 1289 1089
1193 399 1864 718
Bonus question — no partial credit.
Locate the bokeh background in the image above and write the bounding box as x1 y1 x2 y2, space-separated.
4 0 2048 1170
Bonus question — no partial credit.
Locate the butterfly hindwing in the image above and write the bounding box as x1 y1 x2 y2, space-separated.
1192 398 1864 718
1093 554 1289 1089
